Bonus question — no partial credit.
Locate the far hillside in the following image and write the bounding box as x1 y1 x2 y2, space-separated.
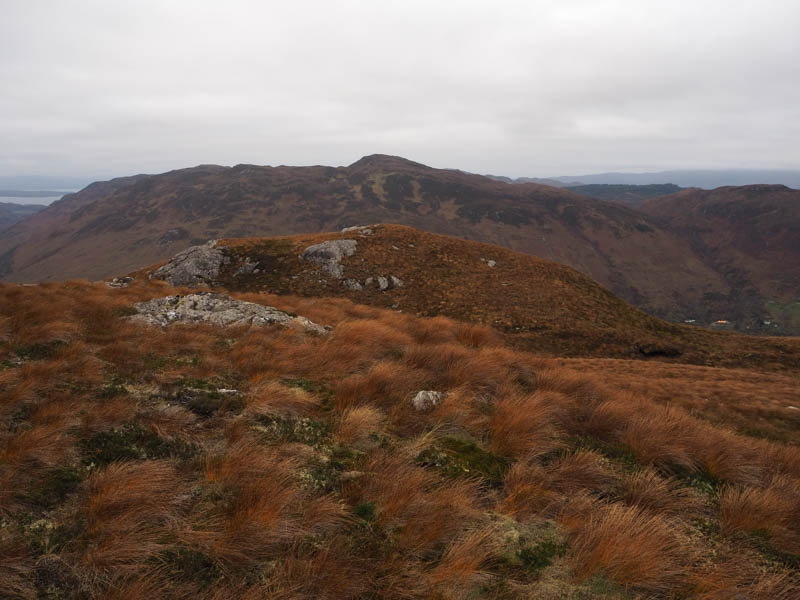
566 184 683 205
136 224 800 371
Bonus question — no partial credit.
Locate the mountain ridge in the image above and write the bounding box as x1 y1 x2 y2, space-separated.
1 155 797 334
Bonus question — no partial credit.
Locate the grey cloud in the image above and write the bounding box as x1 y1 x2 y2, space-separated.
1 0 799 178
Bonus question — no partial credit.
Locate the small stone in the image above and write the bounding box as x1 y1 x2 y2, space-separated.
390 276 404 288
412 390 444 412
391 245 400 250
342 278 363 291
377 276 389 291
487 260 496 267
106 276 134 288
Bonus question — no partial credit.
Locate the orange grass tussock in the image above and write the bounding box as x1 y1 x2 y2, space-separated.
0 279 798 598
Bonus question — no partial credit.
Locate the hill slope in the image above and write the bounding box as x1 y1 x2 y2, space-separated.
1 272 798 598
136 225 800 370
0 202 46 230
640 185 800 333
0 155 730 328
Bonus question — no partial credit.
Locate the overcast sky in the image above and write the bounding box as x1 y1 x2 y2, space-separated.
2 0 799 178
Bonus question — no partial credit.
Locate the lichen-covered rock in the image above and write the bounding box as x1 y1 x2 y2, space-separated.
130 292 327 334
412 390 444 412
300 239 357 279
152 241 227 287
106 276 134 288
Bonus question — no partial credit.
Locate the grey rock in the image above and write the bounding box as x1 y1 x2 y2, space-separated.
342 278 363 291
234 258 259 277
377 276 389 291
300 239 357 279
152 241 227 287
390 275 404 288
487 260 496 268
106 276 134 288
412 390 444 412
365 277 374 286
130 292 327 334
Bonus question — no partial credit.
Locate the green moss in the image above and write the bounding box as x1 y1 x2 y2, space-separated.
665 463 721 499
80 423 195 466
13 340 68 361
23 517 86 556
281 377 334 404
354 501 376 522
181 389 244 418
417 436 509 486
111 305 138 317
565 435 640 472
26 466 83 510
254 415 331 448
518 539 568 573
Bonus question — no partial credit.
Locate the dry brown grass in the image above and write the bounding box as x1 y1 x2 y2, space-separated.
720 476 800 553
427 527 497 596
83 460 179 571
355 452 480 553
1 280 798 598
562 501 685 593
335 405 385 445
245 379 318 417
615 468 698 514
489 391 560 459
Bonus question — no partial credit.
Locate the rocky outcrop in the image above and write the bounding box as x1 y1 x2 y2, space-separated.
130 292 327 333
299 239 357 279
152 241 227 287
411 390 444 411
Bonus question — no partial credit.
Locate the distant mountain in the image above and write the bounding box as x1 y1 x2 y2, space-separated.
0 202 46 230
549 169 800 189
0 155 797 334
566 184 684 205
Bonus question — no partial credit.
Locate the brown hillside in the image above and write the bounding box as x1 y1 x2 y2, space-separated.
640 184 800 333
135 225 800 371
0 155 733 329
1 279 799 598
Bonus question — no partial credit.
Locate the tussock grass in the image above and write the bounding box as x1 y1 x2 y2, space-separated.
0 279 798 597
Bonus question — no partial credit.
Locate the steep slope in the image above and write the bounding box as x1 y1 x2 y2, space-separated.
0 202 46 229
640 185 800 333
0 155 728 327
135 225 800 370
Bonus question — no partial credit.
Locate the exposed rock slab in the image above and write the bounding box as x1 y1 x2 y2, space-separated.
131 292 327 333
299 239 357 279
152 241 226 287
